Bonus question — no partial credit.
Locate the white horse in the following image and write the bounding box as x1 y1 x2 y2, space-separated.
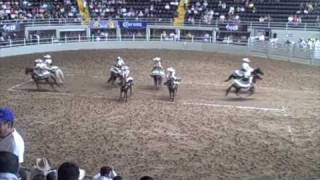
51 66 64 85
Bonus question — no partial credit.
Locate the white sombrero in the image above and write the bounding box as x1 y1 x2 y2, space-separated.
167 67 175 72
44 54 51 59
153 57 161 61
34 58 43 63
242 58 250 62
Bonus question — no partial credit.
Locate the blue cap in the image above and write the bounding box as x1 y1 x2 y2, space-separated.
0 107 15 122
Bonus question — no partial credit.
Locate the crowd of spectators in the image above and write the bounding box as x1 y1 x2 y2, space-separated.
0 0 318 23
0 107 155 180
0 0 80 21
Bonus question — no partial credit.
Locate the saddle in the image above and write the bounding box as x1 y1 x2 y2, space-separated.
234 76 253 88
151 67 165 77
110 66 122 74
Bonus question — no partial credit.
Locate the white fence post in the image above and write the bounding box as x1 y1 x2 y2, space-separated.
65 35 67 43
9 39 12 47
24 38 26 46
78 34 81 42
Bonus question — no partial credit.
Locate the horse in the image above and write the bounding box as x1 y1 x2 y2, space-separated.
225 68 264 96
107 65 123 85
224 67 264 82
50 66 64 86
25 67 59 90
150 67 165 89
119 76 133 102
164 78 180 102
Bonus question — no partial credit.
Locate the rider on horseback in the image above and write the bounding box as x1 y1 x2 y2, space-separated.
115 56 125 68
241 58 254 80
152 57 163 70
165 67 180 85
33 59 51 78
121 65 133 83
43 54 53 67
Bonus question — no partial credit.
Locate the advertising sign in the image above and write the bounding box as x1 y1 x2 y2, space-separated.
0 23 24 32
119 21 147 29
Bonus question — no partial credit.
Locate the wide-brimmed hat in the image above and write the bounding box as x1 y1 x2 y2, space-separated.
167 67 175 72
242 58 250 62
44 54 51 59
153 57 161 61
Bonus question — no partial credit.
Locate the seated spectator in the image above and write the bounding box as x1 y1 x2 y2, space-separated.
92 166 117 180
58 162 85 180
0 151 19 180
140 176 154 180
0 107 25 164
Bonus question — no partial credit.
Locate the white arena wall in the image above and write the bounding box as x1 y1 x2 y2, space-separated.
0 40 319 65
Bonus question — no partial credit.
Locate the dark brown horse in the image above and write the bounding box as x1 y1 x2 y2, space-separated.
25 67 58 90
119 76 133 102
164 78 180 102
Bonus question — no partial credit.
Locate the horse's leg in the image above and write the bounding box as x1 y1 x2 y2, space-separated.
224 74 234 82
47 79 56 91
235 86 241 96
35 79 40 90
172 89 176 102
129 85 133 96
153 76 158 89
119 88 123 101
124 90 128 102
225 85 233 96
248 86 255 96
159 77 162 87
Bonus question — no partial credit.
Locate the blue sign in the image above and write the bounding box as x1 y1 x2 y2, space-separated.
119 21 147 29
0 23 24 32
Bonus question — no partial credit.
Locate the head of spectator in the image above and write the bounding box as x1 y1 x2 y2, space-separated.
58 162 81 180
140 176 154 180
0 107 15 138
100 166 112 177
0 151 19 180
113 176 122 180
46 171 57 180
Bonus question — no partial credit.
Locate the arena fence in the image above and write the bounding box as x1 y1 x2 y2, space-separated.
0 35 319 65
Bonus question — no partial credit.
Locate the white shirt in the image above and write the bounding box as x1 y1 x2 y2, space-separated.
0 129 25 163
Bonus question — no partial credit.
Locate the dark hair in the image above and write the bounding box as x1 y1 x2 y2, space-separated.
46 171 57 180
140 176 154 180
100 166 112 177
113 176 123 180
32 174 45 180
0 151 19 174
58 162 79 180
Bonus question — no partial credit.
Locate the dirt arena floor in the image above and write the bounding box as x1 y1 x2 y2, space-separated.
0 49 319 180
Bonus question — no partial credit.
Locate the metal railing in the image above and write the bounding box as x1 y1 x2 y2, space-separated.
0 35 319 65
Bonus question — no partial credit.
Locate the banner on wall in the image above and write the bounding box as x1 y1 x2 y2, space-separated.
0 23 24 32
90 20 117 29
118 21 147 29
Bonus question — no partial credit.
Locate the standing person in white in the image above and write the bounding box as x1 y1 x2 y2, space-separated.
0 107 25 164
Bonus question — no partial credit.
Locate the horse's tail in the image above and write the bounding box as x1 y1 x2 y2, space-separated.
55 68 64 84
25 67 33 75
